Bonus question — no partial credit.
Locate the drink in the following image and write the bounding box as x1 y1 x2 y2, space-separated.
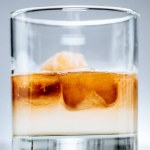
12 71 137 136
11 5 139 150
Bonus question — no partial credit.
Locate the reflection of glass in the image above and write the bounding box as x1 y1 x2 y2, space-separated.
11 6 138 150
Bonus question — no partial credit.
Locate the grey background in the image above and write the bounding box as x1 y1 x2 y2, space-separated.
0 0 149 149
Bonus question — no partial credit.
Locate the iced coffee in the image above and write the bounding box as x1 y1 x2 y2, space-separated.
12 51 137 136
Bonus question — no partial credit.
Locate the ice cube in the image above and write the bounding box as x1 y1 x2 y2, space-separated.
12 73 61 105
40 51 87 71
61 72 118 110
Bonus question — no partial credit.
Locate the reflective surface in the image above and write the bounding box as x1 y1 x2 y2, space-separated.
13 134 137 150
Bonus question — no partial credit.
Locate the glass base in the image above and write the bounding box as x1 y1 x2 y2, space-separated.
13 134 137 150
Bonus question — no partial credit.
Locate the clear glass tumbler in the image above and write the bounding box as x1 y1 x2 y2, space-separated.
11 6 138 150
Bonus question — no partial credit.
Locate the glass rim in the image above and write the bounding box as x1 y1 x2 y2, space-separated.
11 5 139 26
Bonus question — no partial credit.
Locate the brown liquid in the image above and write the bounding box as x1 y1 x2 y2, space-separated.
12 71 137 110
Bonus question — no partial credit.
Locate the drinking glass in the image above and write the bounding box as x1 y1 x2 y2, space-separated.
11 5 138 150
